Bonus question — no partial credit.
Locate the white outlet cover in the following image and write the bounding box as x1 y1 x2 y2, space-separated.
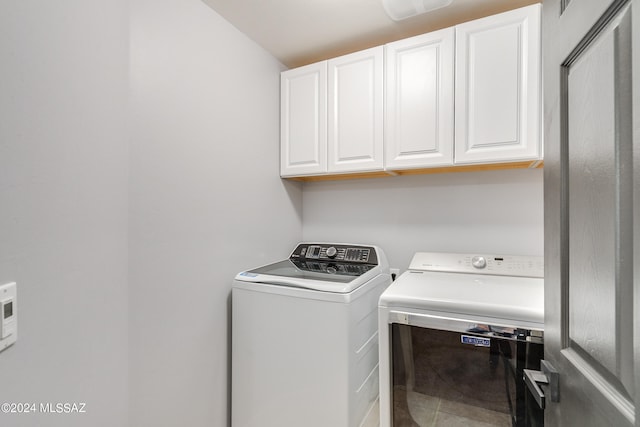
0 282 17 352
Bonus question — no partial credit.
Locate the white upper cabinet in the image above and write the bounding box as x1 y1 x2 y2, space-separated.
280 62 327 177
327 46 384 173
454 4 541 164
385 28 455 169
280 4 542 179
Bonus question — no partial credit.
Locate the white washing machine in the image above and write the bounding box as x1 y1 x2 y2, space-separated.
232 243 391 427
378 252 545 427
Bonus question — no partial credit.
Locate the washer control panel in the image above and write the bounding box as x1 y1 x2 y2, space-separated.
290 243 378 265
409 252 544 278
290 259 375 276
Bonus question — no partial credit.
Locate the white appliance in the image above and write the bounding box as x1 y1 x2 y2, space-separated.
232 243 391 427
378 252 544 426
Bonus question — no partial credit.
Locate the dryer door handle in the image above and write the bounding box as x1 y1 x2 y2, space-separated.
524 359 559 409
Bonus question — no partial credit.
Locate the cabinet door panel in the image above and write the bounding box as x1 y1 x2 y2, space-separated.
328 47 384 173
385 28 454 169
455 4 541 164
280 62 327 176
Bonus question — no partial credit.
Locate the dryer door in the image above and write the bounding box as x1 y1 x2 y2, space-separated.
390 319 543 426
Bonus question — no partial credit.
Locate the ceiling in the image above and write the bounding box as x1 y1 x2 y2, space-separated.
201 0 540 68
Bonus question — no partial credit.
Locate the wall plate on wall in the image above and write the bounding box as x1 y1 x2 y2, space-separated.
0 282 17 352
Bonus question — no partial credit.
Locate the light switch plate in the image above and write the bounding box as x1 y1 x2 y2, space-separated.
0 282 17 352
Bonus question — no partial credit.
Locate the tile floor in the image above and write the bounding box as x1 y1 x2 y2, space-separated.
401 387 510 426
362 388 511 427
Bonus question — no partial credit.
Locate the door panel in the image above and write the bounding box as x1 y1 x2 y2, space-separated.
467 24 520 144
543 0 637 425
327 47 384 173
385 28 454 169
455 5 541 164
280 62 327 176
567 21 623 379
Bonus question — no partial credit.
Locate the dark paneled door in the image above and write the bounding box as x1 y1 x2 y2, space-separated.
543 0 638 425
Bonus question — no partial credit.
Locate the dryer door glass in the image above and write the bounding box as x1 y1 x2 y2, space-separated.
391 323 544 426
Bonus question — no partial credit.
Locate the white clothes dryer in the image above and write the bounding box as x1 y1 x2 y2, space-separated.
232 243 391 427
378 252 545 427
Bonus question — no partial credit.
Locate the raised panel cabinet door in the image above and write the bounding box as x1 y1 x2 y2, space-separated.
455 4 541 164
280 61 327 177
385 28 455 169
328 46 384 173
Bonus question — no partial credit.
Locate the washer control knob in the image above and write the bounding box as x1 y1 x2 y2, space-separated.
472 256 486 269
326 246 337 258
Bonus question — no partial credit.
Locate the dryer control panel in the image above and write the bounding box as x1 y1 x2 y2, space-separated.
409 252 544 278
290 243 378 265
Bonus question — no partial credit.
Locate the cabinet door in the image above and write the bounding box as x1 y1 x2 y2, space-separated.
455 4 541 164
385 28 454 169
328 47 384 173
280 62 327 177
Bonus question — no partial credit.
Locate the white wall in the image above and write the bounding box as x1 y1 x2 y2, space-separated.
0 2 541 426
303 169 543 271
128 1 302 426
0 1 129 426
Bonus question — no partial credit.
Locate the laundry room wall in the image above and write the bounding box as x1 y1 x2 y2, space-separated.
302 168 543 271
0 1 129 426
129 0 302 426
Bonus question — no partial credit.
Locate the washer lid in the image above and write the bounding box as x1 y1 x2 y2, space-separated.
235 259 378 293
380 270 544 326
